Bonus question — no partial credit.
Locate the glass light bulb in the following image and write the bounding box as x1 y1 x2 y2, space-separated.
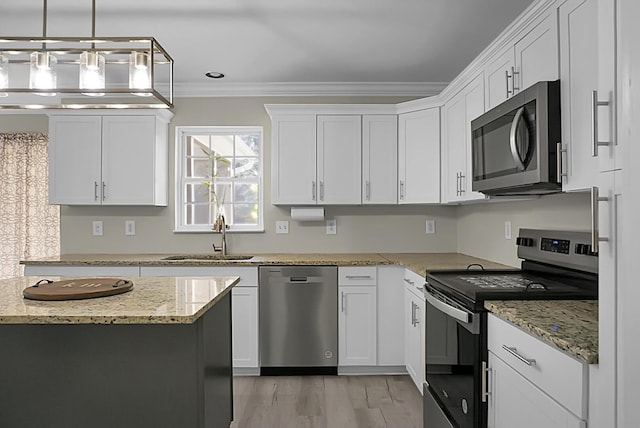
79 51 105 96
29 51 57 96
129 52 152 97
0 54 8 97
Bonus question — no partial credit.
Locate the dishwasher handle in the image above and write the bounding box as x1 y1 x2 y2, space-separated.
288 276 309 283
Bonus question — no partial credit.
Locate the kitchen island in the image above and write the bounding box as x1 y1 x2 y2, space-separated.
0 275 240 428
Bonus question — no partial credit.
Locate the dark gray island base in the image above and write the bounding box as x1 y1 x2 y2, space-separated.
0 276 239 428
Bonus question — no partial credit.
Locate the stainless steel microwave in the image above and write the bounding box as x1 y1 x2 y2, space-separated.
471 80 561 195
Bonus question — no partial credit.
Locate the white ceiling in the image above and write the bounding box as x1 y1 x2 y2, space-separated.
0 0 536 97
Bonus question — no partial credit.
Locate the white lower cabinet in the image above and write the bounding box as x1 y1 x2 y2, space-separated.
338 267 377 367
488 314 588 428
231 287 259 369
488 353 585 428
376 266 405 367
139 266 259 373
404 274 425 391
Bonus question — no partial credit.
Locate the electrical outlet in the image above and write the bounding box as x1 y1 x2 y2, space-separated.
276 221 289 234
326 219 337 235
426 219 436 235
125 220 136 236
504 221 512 240
92 220 103 236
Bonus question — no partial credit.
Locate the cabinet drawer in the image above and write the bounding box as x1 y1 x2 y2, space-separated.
338 266 377 286
488 313 587 419
139 266 258 286
403 269 424 298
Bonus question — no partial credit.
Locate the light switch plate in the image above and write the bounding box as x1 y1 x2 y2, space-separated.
92 220 103 236
426 219 436 234
504 221 512 240
276 221 289 234
125 220 136 236
326 219 337 235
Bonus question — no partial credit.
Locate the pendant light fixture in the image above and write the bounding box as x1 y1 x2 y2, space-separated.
29 0 57 96
79 0 105 97
0 0 173 109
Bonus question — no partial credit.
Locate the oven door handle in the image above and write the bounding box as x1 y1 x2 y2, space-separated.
425 291 471 324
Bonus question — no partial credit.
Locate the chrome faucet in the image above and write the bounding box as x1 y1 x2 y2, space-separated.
212 215 228 256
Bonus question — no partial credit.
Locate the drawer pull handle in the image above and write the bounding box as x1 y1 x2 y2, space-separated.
345 275 372 280
502 345 536 366
403 278 415 285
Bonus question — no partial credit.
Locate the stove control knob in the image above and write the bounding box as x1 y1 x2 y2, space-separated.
516 237 534 247
576 244 591 255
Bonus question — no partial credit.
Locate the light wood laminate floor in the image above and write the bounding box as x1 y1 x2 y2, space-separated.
231 375 423 428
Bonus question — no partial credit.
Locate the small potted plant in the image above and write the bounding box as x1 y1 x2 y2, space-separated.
201 147 230 233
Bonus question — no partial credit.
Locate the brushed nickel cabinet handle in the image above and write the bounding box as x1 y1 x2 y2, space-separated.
102 182 106 201
511 66 520 92
341 291 345 313
506 69 512 96
592 90 611 156
502 345 535 366
312 181 316 201
591 186 609 253
319 181 324 201
94 181 99 201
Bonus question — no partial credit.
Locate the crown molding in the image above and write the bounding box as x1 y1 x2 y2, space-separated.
174 82 448 98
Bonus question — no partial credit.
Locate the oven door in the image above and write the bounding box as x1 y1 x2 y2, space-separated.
424 285 486 428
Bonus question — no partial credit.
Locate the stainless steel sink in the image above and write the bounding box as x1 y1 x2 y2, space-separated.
161 254 254 261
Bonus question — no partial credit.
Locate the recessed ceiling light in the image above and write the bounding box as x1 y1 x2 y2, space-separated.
205 72 225 79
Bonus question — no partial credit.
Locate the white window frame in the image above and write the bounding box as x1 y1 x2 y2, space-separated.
174 126 264 233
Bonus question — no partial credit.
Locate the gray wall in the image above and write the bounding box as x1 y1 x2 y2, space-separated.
0 114 48 132
456 192 591 267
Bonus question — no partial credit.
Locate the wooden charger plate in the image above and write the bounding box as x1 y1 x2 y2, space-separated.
23 278 134 301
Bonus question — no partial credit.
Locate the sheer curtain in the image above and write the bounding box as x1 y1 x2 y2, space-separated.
0 132 60 279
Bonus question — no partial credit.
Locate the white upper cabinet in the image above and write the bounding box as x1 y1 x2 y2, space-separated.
443 74 486 204
270 114 317 205
48 112 171 206
514 12 560 92
559 0 599 192
317 115 362 204
398 108 440 204
484 11 560 111
485 47 516 110
362 115 398 204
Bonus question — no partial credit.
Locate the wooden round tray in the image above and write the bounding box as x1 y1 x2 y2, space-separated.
23 278 134 301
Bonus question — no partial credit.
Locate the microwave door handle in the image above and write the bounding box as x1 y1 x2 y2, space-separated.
425 291 471 324
509 106 527 170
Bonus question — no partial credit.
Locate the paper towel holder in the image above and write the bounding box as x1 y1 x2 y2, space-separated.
290 207 325 222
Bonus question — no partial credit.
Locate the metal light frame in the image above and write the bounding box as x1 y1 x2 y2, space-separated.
0 0 173 109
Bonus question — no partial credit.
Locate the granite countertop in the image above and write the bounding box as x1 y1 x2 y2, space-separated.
20 252 513 276
485 300 598 364
0 276 239 325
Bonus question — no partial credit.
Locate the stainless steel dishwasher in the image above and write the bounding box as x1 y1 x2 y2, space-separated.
259 265 337 375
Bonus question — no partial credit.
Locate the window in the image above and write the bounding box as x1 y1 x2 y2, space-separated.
175 126 263 232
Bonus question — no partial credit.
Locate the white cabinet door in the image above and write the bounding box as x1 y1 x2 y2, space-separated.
270 114 317 204
514 12 560 92
559 0 599 192
485 47 516 110
231 287 259 369
443 74 486 203
362 115 398 204
317 115 362 204
377 266 404 366
102 115 159 205
398 108 440 204
48 116 103 205
488 352 585 428
338 285 377 366
405 286 424 391
48 113 169 206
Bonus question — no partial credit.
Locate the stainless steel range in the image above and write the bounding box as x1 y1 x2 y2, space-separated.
423 229 598 428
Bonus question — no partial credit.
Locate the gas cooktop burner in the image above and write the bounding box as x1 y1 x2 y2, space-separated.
458 275 547 290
